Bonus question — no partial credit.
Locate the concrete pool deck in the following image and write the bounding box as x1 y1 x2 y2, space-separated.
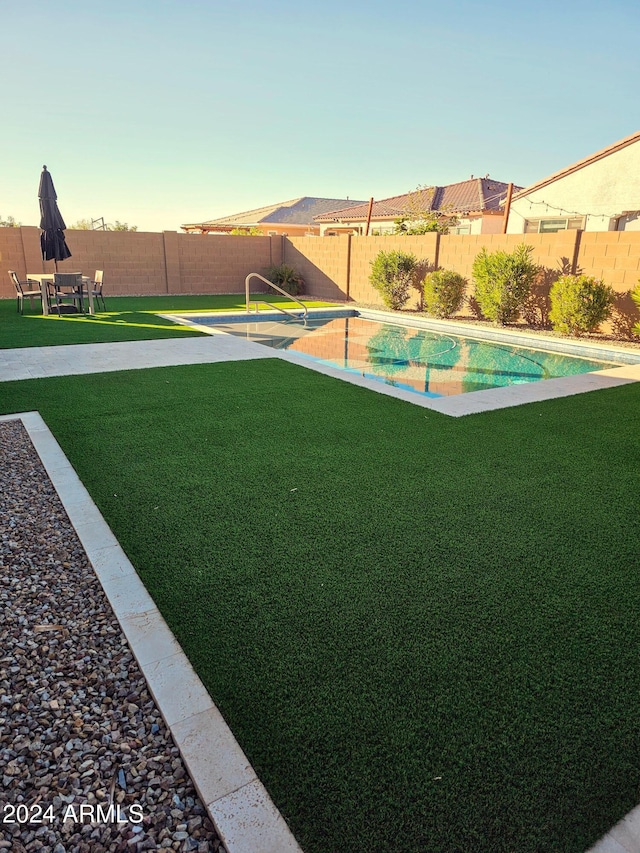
2 332 640 851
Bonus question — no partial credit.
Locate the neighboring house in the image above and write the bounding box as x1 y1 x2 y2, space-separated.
506 130 640 234
181 197 366 236
315 178 521 236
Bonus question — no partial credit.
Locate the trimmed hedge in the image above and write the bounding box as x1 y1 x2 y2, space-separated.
369 250 419 310
549 274 614 335
472 243 538 324
422 269 467 318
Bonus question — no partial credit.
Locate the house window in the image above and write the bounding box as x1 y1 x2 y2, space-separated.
449 224 471 235
524 216 585 233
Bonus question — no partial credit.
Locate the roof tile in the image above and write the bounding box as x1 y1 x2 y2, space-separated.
316 179 522 222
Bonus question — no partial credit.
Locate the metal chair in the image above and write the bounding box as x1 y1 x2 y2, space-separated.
91 270 106 311
51 273 84 315
9 270 42 314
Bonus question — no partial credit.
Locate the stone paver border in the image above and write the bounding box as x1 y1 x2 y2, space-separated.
0 411 303 853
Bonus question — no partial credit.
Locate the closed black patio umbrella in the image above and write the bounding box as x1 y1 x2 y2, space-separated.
39 165 72 269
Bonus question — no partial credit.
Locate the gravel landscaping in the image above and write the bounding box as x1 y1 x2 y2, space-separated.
0 419 227 853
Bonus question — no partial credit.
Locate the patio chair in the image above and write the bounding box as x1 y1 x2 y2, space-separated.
9 270 42 314
91 270 106 311
51 273 84 315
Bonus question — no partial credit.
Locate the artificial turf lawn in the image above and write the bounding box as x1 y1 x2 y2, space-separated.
1 360 639 852
0 294 335 349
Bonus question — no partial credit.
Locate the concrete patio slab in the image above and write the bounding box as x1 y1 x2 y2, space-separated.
588 806 640 853
0 335 274 382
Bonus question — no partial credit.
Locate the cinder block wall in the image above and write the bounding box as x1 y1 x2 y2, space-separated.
284 234 439 307
2 227 639 314
577 232 640 289
284 236 350 301
0 228 26 281
437 232 581 283
296 231 640 303
348 234 438 307
0 229 282 298
177 235 279 294
61 230 167 294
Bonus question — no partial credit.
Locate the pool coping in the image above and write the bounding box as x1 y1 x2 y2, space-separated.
162 308 640 417
0 410 303 853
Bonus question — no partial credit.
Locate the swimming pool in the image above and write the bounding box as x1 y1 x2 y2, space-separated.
194 313 621 399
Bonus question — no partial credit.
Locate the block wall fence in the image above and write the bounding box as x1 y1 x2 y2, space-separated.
2 227 639 317
0 228 283 300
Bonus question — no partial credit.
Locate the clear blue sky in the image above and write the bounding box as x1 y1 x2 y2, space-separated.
2 0 639 232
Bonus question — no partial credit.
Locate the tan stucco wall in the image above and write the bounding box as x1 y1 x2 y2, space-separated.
507 140 640 233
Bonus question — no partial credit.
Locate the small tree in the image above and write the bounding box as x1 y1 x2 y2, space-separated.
422 269 467 318
70 219 138 231
110 221 138 232
0 214 20 227
549 274 615 336
394 211 457 235
369 250 419 310
472 243 538 324
393 185 458 235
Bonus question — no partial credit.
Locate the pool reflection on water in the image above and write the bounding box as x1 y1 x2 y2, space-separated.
207 316 616 398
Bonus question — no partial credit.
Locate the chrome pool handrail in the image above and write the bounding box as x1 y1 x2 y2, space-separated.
245 273 308 320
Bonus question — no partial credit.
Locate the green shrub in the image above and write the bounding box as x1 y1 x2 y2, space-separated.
471 243 538 324
231 226 263 236
632 281 640 337
422 269 467 318
549 274 614 336
266 264 304 296
394 212 456 235
369 250 418 310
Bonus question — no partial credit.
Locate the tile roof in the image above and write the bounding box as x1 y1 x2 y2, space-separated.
512 130 640 200
182 197 367 230
315 179 522 222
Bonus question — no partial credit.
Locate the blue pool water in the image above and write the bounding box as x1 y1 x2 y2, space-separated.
202 315 619 398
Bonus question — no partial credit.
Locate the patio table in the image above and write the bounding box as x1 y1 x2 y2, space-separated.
27 273 94 317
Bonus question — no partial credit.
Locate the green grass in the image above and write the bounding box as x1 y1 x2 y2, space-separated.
0 294 336 348
1 362 639 852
